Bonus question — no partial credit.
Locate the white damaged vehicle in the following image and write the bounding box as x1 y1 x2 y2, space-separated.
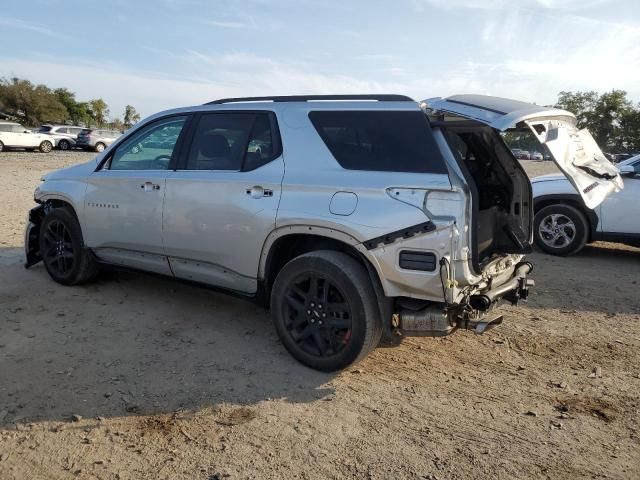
24 95 621 370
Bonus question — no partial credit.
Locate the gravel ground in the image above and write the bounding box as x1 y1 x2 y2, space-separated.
0 153 638 480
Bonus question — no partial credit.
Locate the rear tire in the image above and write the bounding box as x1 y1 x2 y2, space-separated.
270 250 382 371
58 139 71 150
534 204 589 256
95 142 106 152
39 140 53 153
39 207 98 285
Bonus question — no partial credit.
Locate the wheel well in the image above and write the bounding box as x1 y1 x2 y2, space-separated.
534 196 597 241
262 232 392 334
263 233 388 301
264 234 359 290
43 199 80 221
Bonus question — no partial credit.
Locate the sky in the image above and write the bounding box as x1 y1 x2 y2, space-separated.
1 0 639 120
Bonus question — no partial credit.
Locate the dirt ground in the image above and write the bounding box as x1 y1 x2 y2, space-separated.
0 152 639 479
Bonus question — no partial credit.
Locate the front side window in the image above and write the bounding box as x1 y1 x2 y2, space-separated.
109 116 187 171
309 110 447 174
12 125 26 133
0 124 13 132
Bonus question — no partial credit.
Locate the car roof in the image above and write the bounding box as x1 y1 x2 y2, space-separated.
140 95 422 128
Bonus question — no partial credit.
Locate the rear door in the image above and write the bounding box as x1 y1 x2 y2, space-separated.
163 111 284 294
83 115 189 274
423 95 623 209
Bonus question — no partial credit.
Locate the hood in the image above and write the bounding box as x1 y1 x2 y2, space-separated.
422 94 623 209
42 157 99 182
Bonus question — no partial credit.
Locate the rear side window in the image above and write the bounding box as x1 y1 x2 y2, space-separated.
185 112 279 171
309 111 447 174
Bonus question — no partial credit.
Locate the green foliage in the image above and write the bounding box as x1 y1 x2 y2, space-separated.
0 77 68 126
88 98 109 127
123 105 141 129
555 89 638 152
0 76 139 130
53 88 92 126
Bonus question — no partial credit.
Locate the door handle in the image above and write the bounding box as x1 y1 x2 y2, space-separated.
245 186 273 198
140 181 160 192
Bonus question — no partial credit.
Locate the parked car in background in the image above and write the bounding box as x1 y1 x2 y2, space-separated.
24 94 621 370
532 154 639 255
610 153 639 163
530 151 543 161
516 150 531 160
35 125 84 150
75 128 122 152
0 121 54 152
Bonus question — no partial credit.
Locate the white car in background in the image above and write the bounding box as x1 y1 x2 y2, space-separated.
532 155 640 255
0 121 54 153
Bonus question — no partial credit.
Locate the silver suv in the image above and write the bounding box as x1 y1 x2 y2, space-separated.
24 95 622 371
35 125 85 150
76 128 122 152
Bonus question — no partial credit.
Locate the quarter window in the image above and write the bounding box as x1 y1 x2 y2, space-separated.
309 110 447 174
109 116 187 171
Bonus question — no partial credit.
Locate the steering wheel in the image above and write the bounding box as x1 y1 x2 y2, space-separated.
153 155 171 168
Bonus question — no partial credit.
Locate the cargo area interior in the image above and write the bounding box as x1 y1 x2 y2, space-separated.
442 123 532 269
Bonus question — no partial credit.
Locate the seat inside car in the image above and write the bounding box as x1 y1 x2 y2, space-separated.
195 133 234 170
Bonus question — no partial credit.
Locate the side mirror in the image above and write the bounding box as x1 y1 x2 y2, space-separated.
618 165 636 176
24 130 30 133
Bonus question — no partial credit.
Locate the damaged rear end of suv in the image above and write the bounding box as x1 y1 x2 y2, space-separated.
360 95 622 343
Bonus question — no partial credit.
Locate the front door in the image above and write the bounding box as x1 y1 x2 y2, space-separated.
83 115 189 275
163 111 284 293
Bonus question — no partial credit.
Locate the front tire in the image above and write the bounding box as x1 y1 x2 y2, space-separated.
270 250 382 371
39 207 98 285
58 139 71 150
39 140 53 153
95 142 106 152
534 204 589 256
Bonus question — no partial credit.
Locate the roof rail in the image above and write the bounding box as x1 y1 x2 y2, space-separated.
205 94 414 105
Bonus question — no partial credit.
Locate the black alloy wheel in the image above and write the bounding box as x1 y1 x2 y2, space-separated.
282 273 353 358
42 218 76 277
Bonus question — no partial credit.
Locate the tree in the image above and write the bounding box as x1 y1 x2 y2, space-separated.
89 98 109 127
617 106 640 153
123 105 141 129
555 89 635 151
54 88 92 126
555 90 599 129
0 77 68 126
